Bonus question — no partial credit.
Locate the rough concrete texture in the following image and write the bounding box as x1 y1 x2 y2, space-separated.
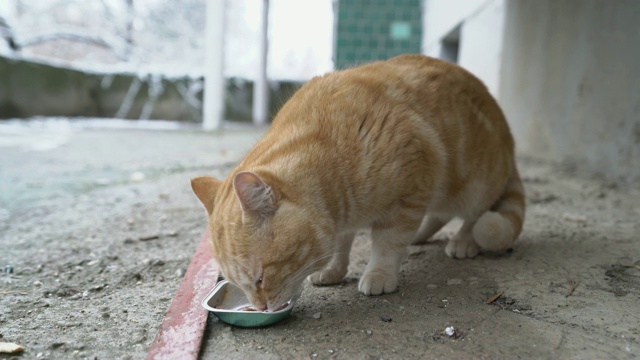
1 120 639 359
499 0 640 182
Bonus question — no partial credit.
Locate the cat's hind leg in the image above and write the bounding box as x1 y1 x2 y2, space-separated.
412 214 452 245
308 231 355 286
445 220 480 259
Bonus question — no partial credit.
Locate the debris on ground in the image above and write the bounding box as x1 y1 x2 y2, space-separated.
130 171 145 182
444 326 464 339
620 261 640 270
312 312 322 319
486 291 504 304
139 234 160 241
0 342 25 354
562 213 587 223
566 277 580 297
380 316 392 322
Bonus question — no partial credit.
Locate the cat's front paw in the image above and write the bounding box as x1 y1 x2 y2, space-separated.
308 266 347 286
358 269 398 295
445 237 480 259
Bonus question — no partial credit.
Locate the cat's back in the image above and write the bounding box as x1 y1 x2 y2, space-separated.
273 55 506 133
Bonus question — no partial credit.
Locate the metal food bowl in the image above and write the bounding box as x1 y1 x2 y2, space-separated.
201 280 295 327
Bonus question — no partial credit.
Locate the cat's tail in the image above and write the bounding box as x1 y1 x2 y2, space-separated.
473 165 526 252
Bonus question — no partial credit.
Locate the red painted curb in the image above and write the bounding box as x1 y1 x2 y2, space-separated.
146 229 218 360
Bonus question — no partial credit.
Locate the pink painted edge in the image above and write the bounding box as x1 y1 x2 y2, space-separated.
146 229 218 360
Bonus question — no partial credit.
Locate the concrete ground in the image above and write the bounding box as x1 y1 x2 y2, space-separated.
1 118 639 359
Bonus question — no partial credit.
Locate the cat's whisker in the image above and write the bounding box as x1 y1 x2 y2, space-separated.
281 251 348 290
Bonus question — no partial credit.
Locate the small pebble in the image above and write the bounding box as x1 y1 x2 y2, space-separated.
82 291 90 297
50 342 65 349
4 265 13 274
130 171 145 182
165 230 179 237
95 178 111 186
447 278 463 285
89 284 105 291
312 312 322 319
175 268 185 278
102 312 110 319
365 330 372 336
445 326 455 336
380 316 392 322
33 280 43 286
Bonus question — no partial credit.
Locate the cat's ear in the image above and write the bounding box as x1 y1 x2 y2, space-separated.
191 176 221 215
233 171 276 218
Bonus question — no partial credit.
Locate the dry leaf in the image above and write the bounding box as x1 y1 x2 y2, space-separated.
486 292 503 304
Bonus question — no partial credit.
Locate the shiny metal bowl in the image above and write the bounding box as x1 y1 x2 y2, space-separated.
201 280 295 327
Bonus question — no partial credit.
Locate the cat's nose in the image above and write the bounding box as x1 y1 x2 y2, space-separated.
258 305 268 311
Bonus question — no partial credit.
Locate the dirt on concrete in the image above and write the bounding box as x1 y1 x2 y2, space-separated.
1 119 639 359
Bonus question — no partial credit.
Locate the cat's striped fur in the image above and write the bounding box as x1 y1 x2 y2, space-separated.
192 55 525 311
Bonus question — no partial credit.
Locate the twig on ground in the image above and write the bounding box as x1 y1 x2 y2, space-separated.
566 277 579 297
0 291 27 295
621 263 640 270
486 291 504 304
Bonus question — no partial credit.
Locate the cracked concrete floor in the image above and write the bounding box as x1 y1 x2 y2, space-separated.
1 119 639 359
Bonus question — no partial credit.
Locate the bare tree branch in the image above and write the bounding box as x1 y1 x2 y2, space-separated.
18 28 128 60
0 16 20 51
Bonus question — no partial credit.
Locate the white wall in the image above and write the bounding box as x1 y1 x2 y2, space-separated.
499 0 640 182
422 0 489 55
457 0 505 96
423 0 505 96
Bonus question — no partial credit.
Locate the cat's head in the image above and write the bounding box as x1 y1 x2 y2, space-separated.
191 171 331 311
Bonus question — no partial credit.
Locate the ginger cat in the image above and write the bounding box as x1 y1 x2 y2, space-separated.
192 55 525 311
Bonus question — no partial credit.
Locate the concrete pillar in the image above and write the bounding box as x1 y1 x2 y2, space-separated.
253 0 269 126
203 0 226 131
499 0 640 181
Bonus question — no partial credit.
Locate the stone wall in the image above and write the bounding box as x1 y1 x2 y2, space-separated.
0 55 302 123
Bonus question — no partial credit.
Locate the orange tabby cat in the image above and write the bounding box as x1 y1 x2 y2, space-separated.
192 54 525 311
